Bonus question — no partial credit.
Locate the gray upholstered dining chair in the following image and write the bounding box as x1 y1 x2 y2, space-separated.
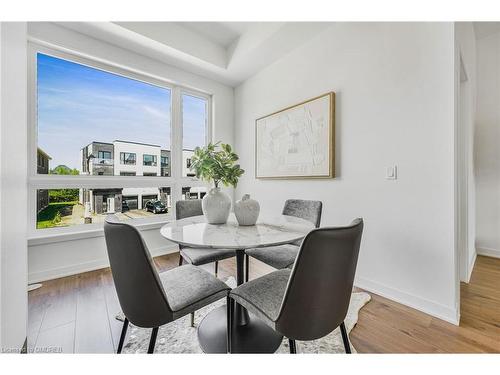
103 215 231 354
228 218 364 354
176 199 236 326
245 199 322 281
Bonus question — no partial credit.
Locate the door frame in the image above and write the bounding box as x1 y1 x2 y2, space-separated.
454 46 477 325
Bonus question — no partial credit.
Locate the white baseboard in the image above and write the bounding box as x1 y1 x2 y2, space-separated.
476 246 500 259
28 245 178 283
354 276 460 326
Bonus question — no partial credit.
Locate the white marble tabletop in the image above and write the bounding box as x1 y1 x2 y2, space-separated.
160 213 314 250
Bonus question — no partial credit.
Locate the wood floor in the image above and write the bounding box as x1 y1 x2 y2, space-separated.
27 254 500 353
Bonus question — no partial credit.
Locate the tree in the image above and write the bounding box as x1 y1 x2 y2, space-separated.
50 165 79 175
49 189 79 202
48 165 80 203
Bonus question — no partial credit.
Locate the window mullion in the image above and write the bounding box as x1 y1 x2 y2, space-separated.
171 87 183 217
29 175 174 189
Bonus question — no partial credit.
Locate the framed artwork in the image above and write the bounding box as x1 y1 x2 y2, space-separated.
255 92 335 179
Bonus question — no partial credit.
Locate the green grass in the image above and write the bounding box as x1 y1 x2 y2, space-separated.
36 201 78 229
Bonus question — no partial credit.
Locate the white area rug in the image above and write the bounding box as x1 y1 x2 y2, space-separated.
118 277 371 354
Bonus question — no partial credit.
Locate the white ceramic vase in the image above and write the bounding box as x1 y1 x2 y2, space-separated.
202 187 231 224
234 194 260 226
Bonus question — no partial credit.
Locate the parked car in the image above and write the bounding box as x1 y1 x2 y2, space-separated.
121 200 130 212
145 200 168 214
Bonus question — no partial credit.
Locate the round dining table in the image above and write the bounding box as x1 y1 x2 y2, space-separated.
160 213 314 353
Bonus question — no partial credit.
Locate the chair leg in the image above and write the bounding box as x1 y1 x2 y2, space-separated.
117 318 129 354
190 312 195 327
226 296 232 353
288 338 297 354
148 327 159 354
245 254 249 282
340 321 351 354
178 254 183 266
214 261 218 278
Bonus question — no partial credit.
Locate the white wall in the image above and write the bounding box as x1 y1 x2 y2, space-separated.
113 141 160 176
0 22 28 350
234 23 459 323
27 22 234 283
475 31 500 259
28 227 178 283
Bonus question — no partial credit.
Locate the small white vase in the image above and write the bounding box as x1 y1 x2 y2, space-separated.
202 187 231 224
234 194 260 226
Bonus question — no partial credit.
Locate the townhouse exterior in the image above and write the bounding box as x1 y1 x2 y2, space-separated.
36 148 51 212
79 140 196 214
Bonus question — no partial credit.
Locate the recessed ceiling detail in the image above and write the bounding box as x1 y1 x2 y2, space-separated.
55 22 331 86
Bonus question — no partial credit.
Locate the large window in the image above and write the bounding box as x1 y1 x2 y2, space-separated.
30 46 211 232
160 155 170 177
143 154 157 166
120 152 136 165
36 53 171 176
98 151 112 160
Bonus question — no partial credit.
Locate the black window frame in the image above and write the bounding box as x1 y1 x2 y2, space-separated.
143 154 157 166
98 151 112 160
120 152 136 165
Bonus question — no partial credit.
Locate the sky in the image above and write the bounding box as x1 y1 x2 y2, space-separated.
37 53 206 171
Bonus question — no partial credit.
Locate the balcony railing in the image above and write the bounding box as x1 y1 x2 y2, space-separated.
92 158 114 166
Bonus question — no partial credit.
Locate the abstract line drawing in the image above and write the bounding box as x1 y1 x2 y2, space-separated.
256 92 335 179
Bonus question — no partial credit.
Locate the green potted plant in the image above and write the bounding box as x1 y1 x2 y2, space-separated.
190 142 245 224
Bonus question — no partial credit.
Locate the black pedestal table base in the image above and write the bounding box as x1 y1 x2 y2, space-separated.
197 305 283 353
197 249 283 353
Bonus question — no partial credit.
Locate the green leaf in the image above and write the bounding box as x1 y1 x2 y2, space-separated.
188 141 244 187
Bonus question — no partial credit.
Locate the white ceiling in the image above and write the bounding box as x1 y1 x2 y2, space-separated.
474 22 500 39
221 22 257 36
56 22 331 87
174 22 259 48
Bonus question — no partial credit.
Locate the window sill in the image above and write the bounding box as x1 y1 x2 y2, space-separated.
28 218 171 247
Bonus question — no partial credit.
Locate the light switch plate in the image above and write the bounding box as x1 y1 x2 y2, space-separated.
386 165 397 180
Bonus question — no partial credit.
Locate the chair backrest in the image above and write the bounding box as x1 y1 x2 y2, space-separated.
282 199 323 228
176 199 203 220
275 218 364 341
103 215 173 328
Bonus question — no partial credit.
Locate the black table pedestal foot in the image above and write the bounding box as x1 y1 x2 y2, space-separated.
197 305 283 353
